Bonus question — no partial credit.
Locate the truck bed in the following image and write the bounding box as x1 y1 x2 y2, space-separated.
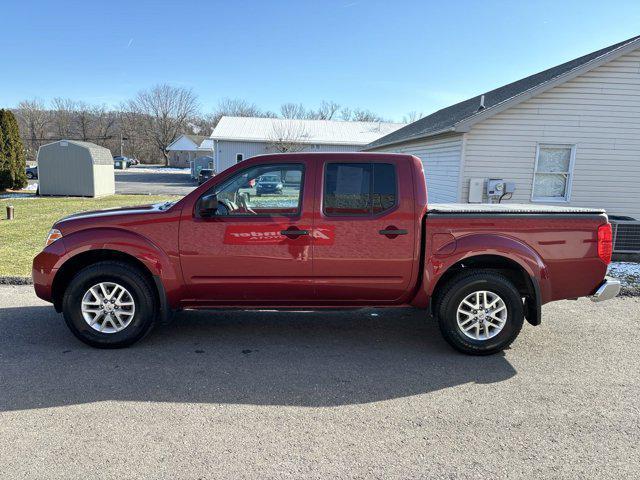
427 203 606 215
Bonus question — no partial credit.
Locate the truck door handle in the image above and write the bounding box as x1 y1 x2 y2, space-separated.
281 229 309 237
379 227 408 238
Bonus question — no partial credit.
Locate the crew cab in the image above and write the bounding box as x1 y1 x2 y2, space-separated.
32 153 620 354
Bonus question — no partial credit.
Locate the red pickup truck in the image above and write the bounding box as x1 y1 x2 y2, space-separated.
33 153 620 354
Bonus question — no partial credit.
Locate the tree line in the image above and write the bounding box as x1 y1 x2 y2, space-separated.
13 84 421 165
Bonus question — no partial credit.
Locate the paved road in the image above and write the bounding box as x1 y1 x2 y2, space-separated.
1 286 638 479
114 168 196 196
28 167 197 196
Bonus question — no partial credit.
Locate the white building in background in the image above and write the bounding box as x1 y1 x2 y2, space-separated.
365 35 640 220
209 116 406 173
166 134 213 168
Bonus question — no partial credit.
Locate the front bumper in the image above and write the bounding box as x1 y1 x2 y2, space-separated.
591 277 621 302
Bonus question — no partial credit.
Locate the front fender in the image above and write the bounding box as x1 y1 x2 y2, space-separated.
55 228 183 308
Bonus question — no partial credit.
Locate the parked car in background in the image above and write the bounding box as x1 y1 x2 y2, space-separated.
32 152 620 354
256 174 283 196
198 168 214 185
113 156 137 167
26 165 38 179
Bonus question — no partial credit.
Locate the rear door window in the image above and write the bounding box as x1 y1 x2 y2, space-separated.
323 163 397 216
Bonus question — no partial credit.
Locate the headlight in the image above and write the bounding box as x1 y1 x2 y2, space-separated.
45 228 63 247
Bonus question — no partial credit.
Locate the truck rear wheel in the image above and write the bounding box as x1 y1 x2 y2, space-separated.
61 261 157 348
434 271 524 355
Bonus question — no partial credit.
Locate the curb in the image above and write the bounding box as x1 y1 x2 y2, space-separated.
0 276 33 285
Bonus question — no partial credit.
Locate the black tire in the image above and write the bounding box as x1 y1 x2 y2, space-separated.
62 261 157 348
434 270 524 355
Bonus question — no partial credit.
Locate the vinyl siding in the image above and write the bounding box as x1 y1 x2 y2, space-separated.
215 140 362 172
37 142 114 197
368 134 463 203
461 48 640 219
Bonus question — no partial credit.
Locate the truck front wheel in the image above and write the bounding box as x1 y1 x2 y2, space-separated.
435 271 524 355
61 261 157 348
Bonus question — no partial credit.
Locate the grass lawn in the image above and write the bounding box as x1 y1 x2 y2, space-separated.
0 195 179 278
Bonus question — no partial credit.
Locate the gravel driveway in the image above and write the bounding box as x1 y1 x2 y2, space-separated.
0 286 638 479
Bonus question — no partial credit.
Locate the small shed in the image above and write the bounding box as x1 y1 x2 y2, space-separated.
190 155 214 179
37 140 115 197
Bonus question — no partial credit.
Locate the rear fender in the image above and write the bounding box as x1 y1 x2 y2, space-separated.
415 233 550 320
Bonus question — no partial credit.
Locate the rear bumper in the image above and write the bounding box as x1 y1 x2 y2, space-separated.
590 277 621 302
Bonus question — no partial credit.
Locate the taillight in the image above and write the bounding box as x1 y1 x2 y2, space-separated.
597 223 613 265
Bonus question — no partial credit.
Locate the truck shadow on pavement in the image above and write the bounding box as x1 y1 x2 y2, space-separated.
0 306 517 412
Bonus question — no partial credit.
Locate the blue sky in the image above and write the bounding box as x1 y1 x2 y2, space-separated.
2 0 639 121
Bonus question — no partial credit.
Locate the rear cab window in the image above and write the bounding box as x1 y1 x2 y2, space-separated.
323 163 397 216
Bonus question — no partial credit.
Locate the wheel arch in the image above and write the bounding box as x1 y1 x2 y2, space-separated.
51 249 161 313
430 252 544 327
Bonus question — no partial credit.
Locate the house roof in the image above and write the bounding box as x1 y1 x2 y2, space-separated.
199 138 214 149
185 134 207 145
366 34 640 149
166 134 208 151
210 116 406 145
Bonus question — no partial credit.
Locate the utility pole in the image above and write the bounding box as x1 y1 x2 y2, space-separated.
120 134 128 156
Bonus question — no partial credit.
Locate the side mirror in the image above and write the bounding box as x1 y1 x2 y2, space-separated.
198 193 219 217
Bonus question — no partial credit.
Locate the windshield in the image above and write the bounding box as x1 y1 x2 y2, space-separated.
259 175 279 182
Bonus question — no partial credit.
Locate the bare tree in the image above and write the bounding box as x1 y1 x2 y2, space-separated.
210 98 265 126
267 120 309 153
51 97 79 138
125 84 199 165
75 101 96 141
310 100 340 120
15 99 50 161
189 113 217 136
351 108 385 122
92 106 118 149
402 111 423 123
280 102 306 119
339 106 352 121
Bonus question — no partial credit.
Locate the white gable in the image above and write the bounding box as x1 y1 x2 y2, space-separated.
167 135 199 152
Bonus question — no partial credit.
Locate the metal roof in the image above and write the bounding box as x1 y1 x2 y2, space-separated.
210 116 406 145
367 35 640 149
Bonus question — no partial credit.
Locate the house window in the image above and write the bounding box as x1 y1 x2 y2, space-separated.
323 163 397 216
236 153 244 163
532 144 575 202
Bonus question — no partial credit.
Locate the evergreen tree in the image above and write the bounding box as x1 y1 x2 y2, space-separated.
0 109 27 191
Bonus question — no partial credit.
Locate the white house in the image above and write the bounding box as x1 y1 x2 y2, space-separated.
166 134 213 167
210 116 406 173
365 35 640 222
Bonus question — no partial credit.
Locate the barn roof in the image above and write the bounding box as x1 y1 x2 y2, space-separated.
39 140 113 165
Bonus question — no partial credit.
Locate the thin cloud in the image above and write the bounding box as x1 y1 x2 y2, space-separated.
126 38 134 49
